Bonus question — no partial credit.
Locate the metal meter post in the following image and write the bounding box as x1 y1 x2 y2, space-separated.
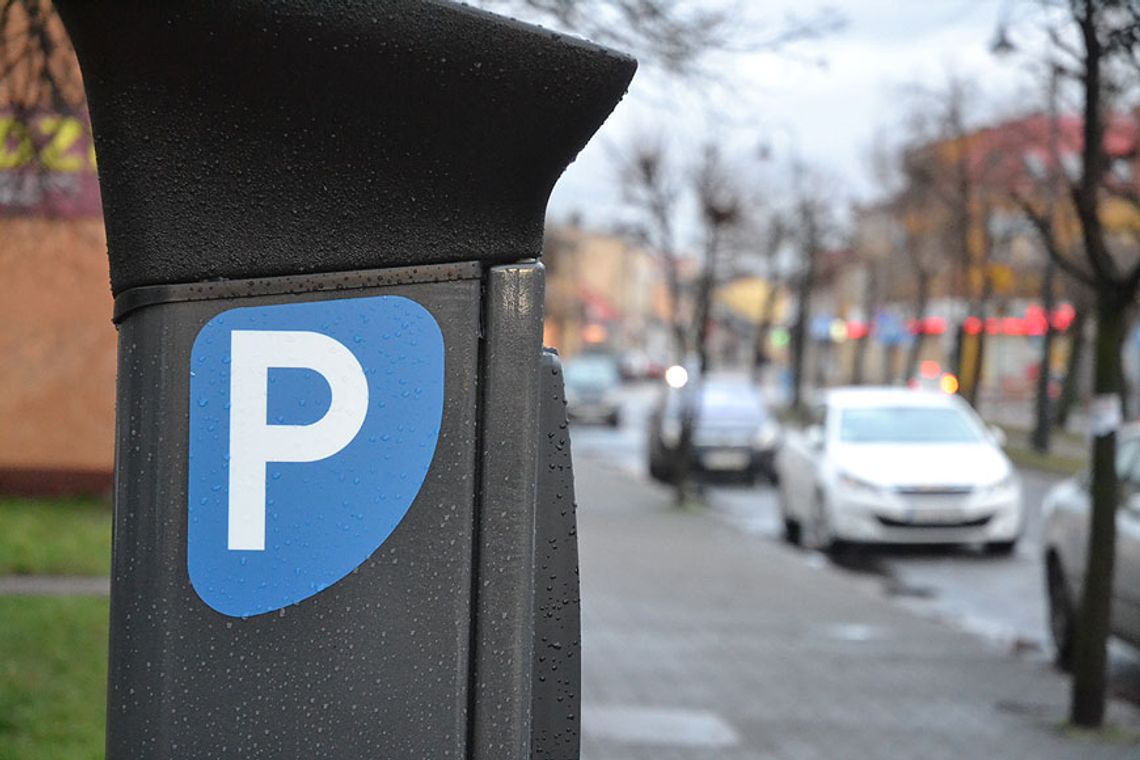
55 2 635 757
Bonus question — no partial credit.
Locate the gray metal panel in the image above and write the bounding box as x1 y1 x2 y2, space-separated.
531 350 582 759
471 262 545 759
106 270 481 758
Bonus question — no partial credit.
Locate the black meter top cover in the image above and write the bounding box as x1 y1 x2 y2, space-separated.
56 0 636 295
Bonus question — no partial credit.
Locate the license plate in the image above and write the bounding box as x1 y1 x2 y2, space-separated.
702 450 750 471
906 508 964 525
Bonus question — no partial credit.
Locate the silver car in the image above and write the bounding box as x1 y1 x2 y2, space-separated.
1042 425 1140 666
563 354 623 427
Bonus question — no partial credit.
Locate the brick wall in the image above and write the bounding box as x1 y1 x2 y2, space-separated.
0 217 115 494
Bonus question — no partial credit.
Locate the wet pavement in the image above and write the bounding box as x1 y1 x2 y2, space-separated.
573 446 1140 759
571 381 1140 707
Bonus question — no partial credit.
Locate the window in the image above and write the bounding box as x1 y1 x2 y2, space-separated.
838 406 985 444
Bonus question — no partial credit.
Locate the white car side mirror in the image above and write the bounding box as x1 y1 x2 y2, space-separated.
988 425 1008 447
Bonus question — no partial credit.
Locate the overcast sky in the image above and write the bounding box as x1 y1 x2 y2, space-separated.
539 0 1049 240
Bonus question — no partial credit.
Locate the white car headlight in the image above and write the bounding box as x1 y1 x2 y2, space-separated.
753 421 781 450
837 471 882 494
982 473 1018 495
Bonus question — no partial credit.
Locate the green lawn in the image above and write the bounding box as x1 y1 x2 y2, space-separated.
0 597 108 760
0 497 112 576
1003 445 1087 477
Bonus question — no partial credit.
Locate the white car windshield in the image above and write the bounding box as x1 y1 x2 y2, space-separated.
839 406 985 444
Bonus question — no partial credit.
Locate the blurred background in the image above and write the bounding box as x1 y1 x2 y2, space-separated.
4 1 1140 758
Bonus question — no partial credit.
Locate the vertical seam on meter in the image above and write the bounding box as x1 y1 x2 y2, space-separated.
158 305 178 750
464 265 491 759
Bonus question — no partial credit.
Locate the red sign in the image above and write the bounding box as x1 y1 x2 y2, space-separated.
0 112 102 217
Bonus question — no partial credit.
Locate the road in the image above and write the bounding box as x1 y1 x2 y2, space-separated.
571 380 1140 702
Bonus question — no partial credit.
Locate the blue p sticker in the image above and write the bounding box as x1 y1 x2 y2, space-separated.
187 295 444 617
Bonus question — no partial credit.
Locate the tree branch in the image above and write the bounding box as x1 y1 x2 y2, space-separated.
1013 191 1097 288
476 0 844 74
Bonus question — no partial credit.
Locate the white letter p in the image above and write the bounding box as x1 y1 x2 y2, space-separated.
227 330 369 551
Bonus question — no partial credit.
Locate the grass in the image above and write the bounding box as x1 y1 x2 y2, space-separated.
992 422 1089 477
0 597 108 760
0 497 112 576
1058 722 1140 745
1004 445 1087 477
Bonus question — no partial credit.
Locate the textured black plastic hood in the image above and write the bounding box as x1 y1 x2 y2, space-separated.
56 0 636 295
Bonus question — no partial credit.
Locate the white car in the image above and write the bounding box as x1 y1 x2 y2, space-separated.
776 387 1023 553
1042 425 1140 667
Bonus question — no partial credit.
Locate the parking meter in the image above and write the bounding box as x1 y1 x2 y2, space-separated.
55 2 634 757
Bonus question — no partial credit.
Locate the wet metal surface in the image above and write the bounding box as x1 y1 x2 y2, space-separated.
57 0 636 295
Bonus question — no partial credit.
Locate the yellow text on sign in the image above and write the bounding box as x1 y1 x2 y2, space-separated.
0 116 97 172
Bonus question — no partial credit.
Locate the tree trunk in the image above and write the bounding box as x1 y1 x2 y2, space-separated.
1119 347 1133 421
851 335 867 386
674 222 723 505
1070 293 1124 728
905 272 931 382
851 264 877 386
851 336 866 385
790 275 812 410
814 339 830 388
752 285 779 376
950 320 966 382
1032 260 1058 453
1056 304 1089 428
963 278 991 409
671 383 700 507
694 270 715 376
791 204 817 411
665 266 688 365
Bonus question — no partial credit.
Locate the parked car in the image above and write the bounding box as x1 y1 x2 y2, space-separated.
563 353 622 427
1042 425 1140 668
646 374 780 484
776 387 1022 553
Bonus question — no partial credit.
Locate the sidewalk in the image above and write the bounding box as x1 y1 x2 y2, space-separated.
574 455 1140 759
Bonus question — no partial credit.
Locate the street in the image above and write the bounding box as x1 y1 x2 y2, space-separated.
571 382 1140 713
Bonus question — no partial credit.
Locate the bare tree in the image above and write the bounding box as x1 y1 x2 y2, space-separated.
1002 0 1140 728
1055 0 1140 727
788 168 831 412
618 137 690 362
1056 293 1092 428
665 144 747 504
849 251 877 385
0 0 87 214
866 125 942 385
897 78 1004 406
476 0 844 76
620 139 749 505
0 1 82 114
750 213 787 379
